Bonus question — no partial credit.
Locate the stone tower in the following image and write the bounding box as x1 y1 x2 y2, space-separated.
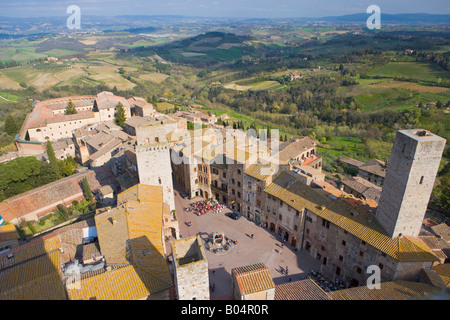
136 123 175 211
171 235 210 300
375 129 446 238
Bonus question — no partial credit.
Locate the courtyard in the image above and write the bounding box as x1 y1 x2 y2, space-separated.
173 187 321 300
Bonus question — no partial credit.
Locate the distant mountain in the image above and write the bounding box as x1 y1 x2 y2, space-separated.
321 13 450 25
0 13 449 36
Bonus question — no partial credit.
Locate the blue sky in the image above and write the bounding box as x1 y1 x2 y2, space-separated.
2 0 450 18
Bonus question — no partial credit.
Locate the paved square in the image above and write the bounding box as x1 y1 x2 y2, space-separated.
173 189 321 299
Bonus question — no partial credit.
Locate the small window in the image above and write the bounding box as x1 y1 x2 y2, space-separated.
356 267 362 274
306 228 310 234
359 251 364 257
321 246 325 251
379 263 384 270
339 255 343 262
342 240 346 246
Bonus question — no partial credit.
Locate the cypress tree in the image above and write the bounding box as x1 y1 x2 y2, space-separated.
46 141 61 179
4 114 18 136
114 102 127 127
82 177 94 202
65 100 77 115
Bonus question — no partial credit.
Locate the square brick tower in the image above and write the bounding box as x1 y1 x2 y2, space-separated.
375 129 446 238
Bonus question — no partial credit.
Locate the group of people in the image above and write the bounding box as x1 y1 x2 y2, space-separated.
190 199 224 216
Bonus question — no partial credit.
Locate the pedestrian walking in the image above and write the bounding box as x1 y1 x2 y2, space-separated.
285 266 289 276
251 234 254 239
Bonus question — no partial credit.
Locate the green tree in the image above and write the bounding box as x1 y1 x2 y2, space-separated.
60 158 75 177
46 141 61 179
65 100 77 115
0 157 42 191
82 177 94 202
114 102 127 127
4 114 18 136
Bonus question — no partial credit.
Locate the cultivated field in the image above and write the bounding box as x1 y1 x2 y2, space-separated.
368 62 450 84
370 80 450 93
223 80 282 91
137 72 169 83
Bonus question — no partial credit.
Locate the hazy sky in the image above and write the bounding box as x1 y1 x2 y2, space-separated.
2 0 450 18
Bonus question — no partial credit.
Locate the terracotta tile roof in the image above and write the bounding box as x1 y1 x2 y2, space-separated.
339 157 365 168
0 224 20 242
432 264 450 287
431 223 450 244
232 263 275 295
0 250 67 300
359 159 387 177
0 236 61 271
327 280 436 300
0 171 101 222
24 96 95 130
82 242 101 261
34 96 95 111
275 279 331 300
422 268 448 288
66 265 170 300
341 176 382 202
86 184 173 299
245 162 279 181
94 206 129 264
95 91 130 110
277 137 316 164
265 171 438 262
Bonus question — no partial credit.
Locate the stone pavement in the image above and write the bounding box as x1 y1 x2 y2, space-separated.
173 186 321 300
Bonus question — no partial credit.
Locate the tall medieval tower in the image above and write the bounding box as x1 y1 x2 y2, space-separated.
136 123 176 211
375 129 446 238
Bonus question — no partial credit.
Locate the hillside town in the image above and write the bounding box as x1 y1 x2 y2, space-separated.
0 91 449 301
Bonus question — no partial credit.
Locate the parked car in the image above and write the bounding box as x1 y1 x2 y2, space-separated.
180 192 189 199
227 212 240 220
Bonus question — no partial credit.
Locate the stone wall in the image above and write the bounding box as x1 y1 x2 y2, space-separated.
172 236 210 300
376 130 446 238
